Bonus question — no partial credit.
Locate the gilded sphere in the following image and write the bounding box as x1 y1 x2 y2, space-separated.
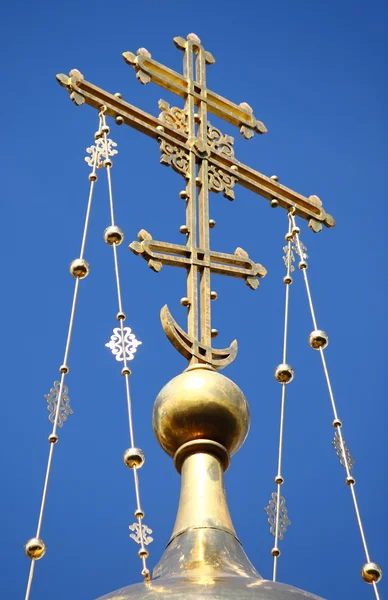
104 225 124 246
123 447 145 469
309 330 329 350
69 258 89 279
361 562 382 584
274 364 294 384
153 366 249 457
24 537 46 560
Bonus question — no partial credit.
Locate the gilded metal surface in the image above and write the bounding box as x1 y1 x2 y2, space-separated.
159 138 189 176
308 330 329 350
152 366 249 457
129 220 264 367
130 35 267 368
45 381 72 427
361 562 383 584
170 452 236 538
96 452 324 599
207 123 235 157
97 578 324 600
158 100 188 133
123 447 145 469
332 430 355 472
24 538 46 560
264 493 291 541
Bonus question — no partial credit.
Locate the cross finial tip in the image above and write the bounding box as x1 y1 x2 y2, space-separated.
137 47 152 58
239 102 253 113
69 69 84 80
187 33 201 43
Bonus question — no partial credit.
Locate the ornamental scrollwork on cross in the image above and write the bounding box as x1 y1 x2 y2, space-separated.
159 139 189 177
208 165 237 200
207 123 235 158
158 100 188 133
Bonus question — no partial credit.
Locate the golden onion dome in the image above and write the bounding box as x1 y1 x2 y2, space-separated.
96 366 324 600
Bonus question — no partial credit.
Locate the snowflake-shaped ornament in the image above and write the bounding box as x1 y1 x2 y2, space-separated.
45 381 73 427
332 430 355 472
264 492 291 540
85 137 118 169
105 327 142 361
292 239 308 261
129 522 153 546
282 245 295 272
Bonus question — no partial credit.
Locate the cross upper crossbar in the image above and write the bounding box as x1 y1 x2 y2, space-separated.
122 41 268 138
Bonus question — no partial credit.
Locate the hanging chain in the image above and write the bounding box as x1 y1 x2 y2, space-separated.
265 210 294 580
100 107 151 581
24 114 102 600
290 213 382 598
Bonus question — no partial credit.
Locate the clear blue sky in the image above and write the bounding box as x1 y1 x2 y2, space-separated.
1 1 386 599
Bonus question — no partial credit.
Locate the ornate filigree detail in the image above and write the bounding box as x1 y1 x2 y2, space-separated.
332 430 355 472
207 123 234 157
283 245 295 272
264 492 291 540
85 137 118 169
208 165 237 200
282 238 307 270
105 327 142 361
159 139 189 177
158 99 188 133
129 523 153 545
293 239 308 261
45 381 73 428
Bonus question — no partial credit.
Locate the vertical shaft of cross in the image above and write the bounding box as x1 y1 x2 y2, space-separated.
183 42 199 364
196 44 212 349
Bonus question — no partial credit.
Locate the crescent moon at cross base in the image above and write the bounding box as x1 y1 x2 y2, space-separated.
160 305 238 370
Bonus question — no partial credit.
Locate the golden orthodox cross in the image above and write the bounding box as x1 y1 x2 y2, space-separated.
57 33 335 369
